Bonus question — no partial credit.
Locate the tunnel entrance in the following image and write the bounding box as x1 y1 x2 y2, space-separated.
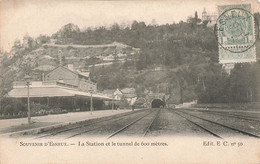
151 99 165 108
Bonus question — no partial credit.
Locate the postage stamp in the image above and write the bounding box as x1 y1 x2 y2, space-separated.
216 4 257 64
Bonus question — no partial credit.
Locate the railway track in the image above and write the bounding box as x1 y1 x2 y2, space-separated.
142 108 161 138
29 108 259 139
189 109 260 120
171 111 223 138
34 109 149 139
202 112 260 122
107 108 161 139
65 108 160 139
182 109 260 122
175 110 260 139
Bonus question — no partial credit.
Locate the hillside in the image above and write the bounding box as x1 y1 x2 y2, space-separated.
1 12 260 105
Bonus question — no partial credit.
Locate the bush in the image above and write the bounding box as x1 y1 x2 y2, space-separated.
0 99 52 119
118 98 130 109
49 108 68 115
31 103 50 113
0 98 26 115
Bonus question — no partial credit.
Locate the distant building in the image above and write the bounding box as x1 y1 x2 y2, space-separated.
121 88 135 94
102 88 137 105
103 54 114 61
202 8 217 26
119 88 137 105
114 89 123 100
122 94 137 105
117 52 127 58
223 63 235 75
103 89 117 98
50 39 57 44
102 88 123 100
45 65 97 92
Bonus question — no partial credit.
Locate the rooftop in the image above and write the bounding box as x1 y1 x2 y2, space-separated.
9 81 113 100
121 88 135 94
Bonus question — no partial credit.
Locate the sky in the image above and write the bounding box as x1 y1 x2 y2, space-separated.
0 0 259 52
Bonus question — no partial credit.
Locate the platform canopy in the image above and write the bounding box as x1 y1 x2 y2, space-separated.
7 86 114 100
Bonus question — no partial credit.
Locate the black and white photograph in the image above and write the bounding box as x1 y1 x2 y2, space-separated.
0 0 260 163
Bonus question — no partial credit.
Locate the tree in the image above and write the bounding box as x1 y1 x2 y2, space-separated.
202 20 209 28
13 39 21 48
22 34 36 50
55 23 80 41
111 23 120 31
36 35 50 44
173 43 182 65
196 63 229 103
131 21 146 31
228 63 260 103
136 52 151 70
150 19 158 26
187 11 201 29
195 11 198 22
194 11 201 24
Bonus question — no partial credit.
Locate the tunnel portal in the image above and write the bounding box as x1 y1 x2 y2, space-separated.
151 99 165 108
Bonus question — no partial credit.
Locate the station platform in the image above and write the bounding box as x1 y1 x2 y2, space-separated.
0 109 139 136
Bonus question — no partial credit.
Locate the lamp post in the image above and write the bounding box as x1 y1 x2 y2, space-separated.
89 89 94 114
24 75 32 124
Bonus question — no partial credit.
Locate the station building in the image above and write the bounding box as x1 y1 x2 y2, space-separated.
6 65 113 113
45 65 97 92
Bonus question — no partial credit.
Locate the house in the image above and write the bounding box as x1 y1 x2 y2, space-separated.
117 53 127 58
114 89 123 100
102 88 122 100
121 88 135 94
102 88 137 105
45 65 97 92
50 39 57 44
122 93 137 105
119 88 137 105
202 8 217 26
102 89 116 98
103 54 114 61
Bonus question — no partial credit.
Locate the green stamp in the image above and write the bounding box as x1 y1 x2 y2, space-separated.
216 4 257 64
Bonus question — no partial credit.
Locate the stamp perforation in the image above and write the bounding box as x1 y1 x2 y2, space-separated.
216 4 257 64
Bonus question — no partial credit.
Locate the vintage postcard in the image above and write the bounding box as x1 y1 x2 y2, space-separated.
0 0 260 163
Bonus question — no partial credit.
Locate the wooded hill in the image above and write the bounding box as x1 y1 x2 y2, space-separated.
1 12 260 105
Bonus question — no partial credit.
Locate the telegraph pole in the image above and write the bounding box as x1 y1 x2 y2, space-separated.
24 75 32 124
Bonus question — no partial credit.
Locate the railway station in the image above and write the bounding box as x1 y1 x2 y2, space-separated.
7 80 114 112
5 63 117 114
